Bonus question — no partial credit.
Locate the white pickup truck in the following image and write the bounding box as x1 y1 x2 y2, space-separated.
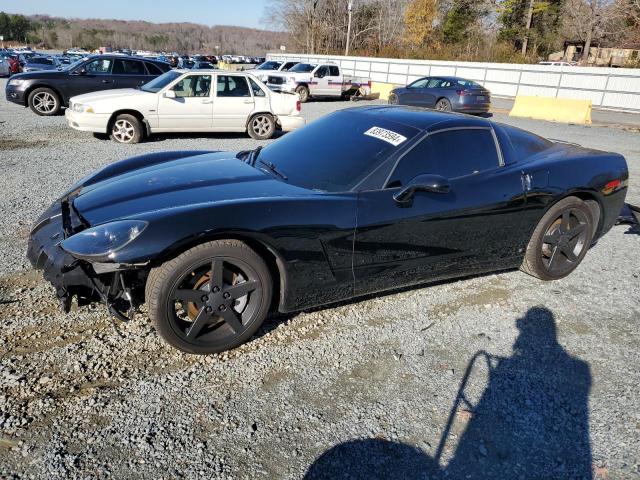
246 60 300 83
266 62 371 102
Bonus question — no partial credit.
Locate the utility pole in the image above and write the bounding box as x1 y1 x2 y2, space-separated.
521 0 534 56
345 0 353 56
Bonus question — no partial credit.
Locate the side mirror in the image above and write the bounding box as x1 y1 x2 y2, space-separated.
315 72 324 78
77 67 87 75
163 89 176 98
393 174 450 206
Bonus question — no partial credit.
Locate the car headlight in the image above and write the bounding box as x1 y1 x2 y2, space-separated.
8 79 25 86
72 103 94 113
60 220 148 260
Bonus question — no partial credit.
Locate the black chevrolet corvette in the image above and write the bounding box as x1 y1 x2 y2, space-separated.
28 106 628 354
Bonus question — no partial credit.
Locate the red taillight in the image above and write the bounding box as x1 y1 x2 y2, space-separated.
296 101 301 112
602 179 621 195
457 89 471 96
367 80 372 88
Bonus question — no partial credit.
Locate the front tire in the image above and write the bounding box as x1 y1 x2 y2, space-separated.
521 196 594 281
146 240 273 354
248 113 276 140
295 85 310 103
388 93 399 105
110 114 143 144
28 87 61 116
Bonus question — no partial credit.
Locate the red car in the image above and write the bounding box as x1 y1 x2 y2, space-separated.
8 55 21 75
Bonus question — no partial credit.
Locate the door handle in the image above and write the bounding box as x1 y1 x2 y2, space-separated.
243 99 253 104
101 79 113 84
202 99 213 104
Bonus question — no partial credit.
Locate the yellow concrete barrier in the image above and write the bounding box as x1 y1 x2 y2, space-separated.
509 95 592 124
371 82 400 101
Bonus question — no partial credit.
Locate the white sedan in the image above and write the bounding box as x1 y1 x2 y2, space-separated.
65 70 305 143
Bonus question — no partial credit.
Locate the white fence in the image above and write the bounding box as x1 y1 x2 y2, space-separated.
266 52 640 112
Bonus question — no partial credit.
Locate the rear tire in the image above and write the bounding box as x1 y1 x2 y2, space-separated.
28 87 61 116
247 113 276 140
295 85 310 103
435 98 452 112
520 196 594 281
146 240 272 354
110 114 143 144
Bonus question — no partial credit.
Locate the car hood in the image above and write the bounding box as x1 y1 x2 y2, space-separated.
70 88 154 104
9 70 68 80
72 151 309 225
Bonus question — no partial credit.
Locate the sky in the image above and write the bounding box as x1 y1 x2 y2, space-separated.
1 0 272 29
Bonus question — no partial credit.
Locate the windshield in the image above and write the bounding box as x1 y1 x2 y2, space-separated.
256 110 421 192
289 63 315 73
257 61 281 70
140 70 182 93
62 57 87 71
182 60 195 68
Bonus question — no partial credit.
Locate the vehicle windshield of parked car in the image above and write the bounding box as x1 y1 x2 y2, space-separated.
456 79 483 88
140 70 182 93
257 61 282 70
289 63 316 73
408 78 429 88
256 111 421 192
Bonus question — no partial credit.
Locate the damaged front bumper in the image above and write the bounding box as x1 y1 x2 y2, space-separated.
26 202 143 319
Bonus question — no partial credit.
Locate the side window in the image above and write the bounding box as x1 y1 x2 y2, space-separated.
83 58 112 74
216 76 251 97
171 75 211 97
388 129 500 186
329 65 340 76
283 62 296 71
112 59 145 75
248 77 266 97
315 66 329 78
145 62 164 75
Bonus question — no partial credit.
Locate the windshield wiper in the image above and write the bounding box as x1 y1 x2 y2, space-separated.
236 145 263 165
257 159 288 180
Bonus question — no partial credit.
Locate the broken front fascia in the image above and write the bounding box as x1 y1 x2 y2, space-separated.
26 193 147 320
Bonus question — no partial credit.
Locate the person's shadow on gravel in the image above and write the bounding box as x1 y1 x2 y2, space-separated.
303 307 593 480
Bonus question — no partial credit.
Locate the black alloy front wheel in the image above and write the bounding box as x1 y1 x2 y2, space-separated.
146 240 272 354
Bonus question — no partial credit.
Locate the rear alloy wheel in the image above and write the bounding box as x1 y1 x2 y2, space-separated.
146 240 272 354
521 196 594 280
28 88 61 116
295 85 310 103
388 93 399 105
248 113 276 140
435 98 452 112
110 114 143 144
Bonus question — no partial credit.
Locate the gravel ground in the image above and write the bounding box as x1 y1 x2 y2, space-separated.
0 78 639 479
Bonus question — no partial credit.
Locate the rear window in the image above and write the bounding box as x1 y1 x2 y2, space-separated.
145 62 164 75
501 124 552 161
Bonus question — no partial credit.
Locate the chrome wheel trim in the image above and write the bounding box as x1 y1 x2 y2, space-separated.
32 92 56 113
112 119 135 143
252 115 272 137
436 99 450 111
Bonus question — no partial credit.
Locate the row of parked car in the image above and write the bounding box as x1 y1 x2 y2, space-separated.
4 50 493 144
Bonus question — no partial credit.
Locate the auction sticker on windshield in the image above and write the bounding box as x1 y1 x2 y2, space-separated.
364 126 407 146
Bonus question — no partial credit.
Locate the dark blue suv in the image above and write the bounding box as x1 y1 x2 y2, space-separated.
5 55 171 116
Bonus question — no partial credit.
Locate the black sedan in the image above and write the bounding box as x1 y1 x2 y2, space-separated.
5 55 171 116
389 76 491 114
27 106 628 354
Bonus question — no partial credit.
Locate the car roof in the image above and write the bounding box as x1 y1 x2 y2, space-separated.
85 54 167 63
342 105 492 132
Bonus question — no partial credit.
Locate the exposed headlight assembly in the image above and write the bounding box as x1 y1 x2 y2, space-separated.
60 220 148 260
8 79 25 86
